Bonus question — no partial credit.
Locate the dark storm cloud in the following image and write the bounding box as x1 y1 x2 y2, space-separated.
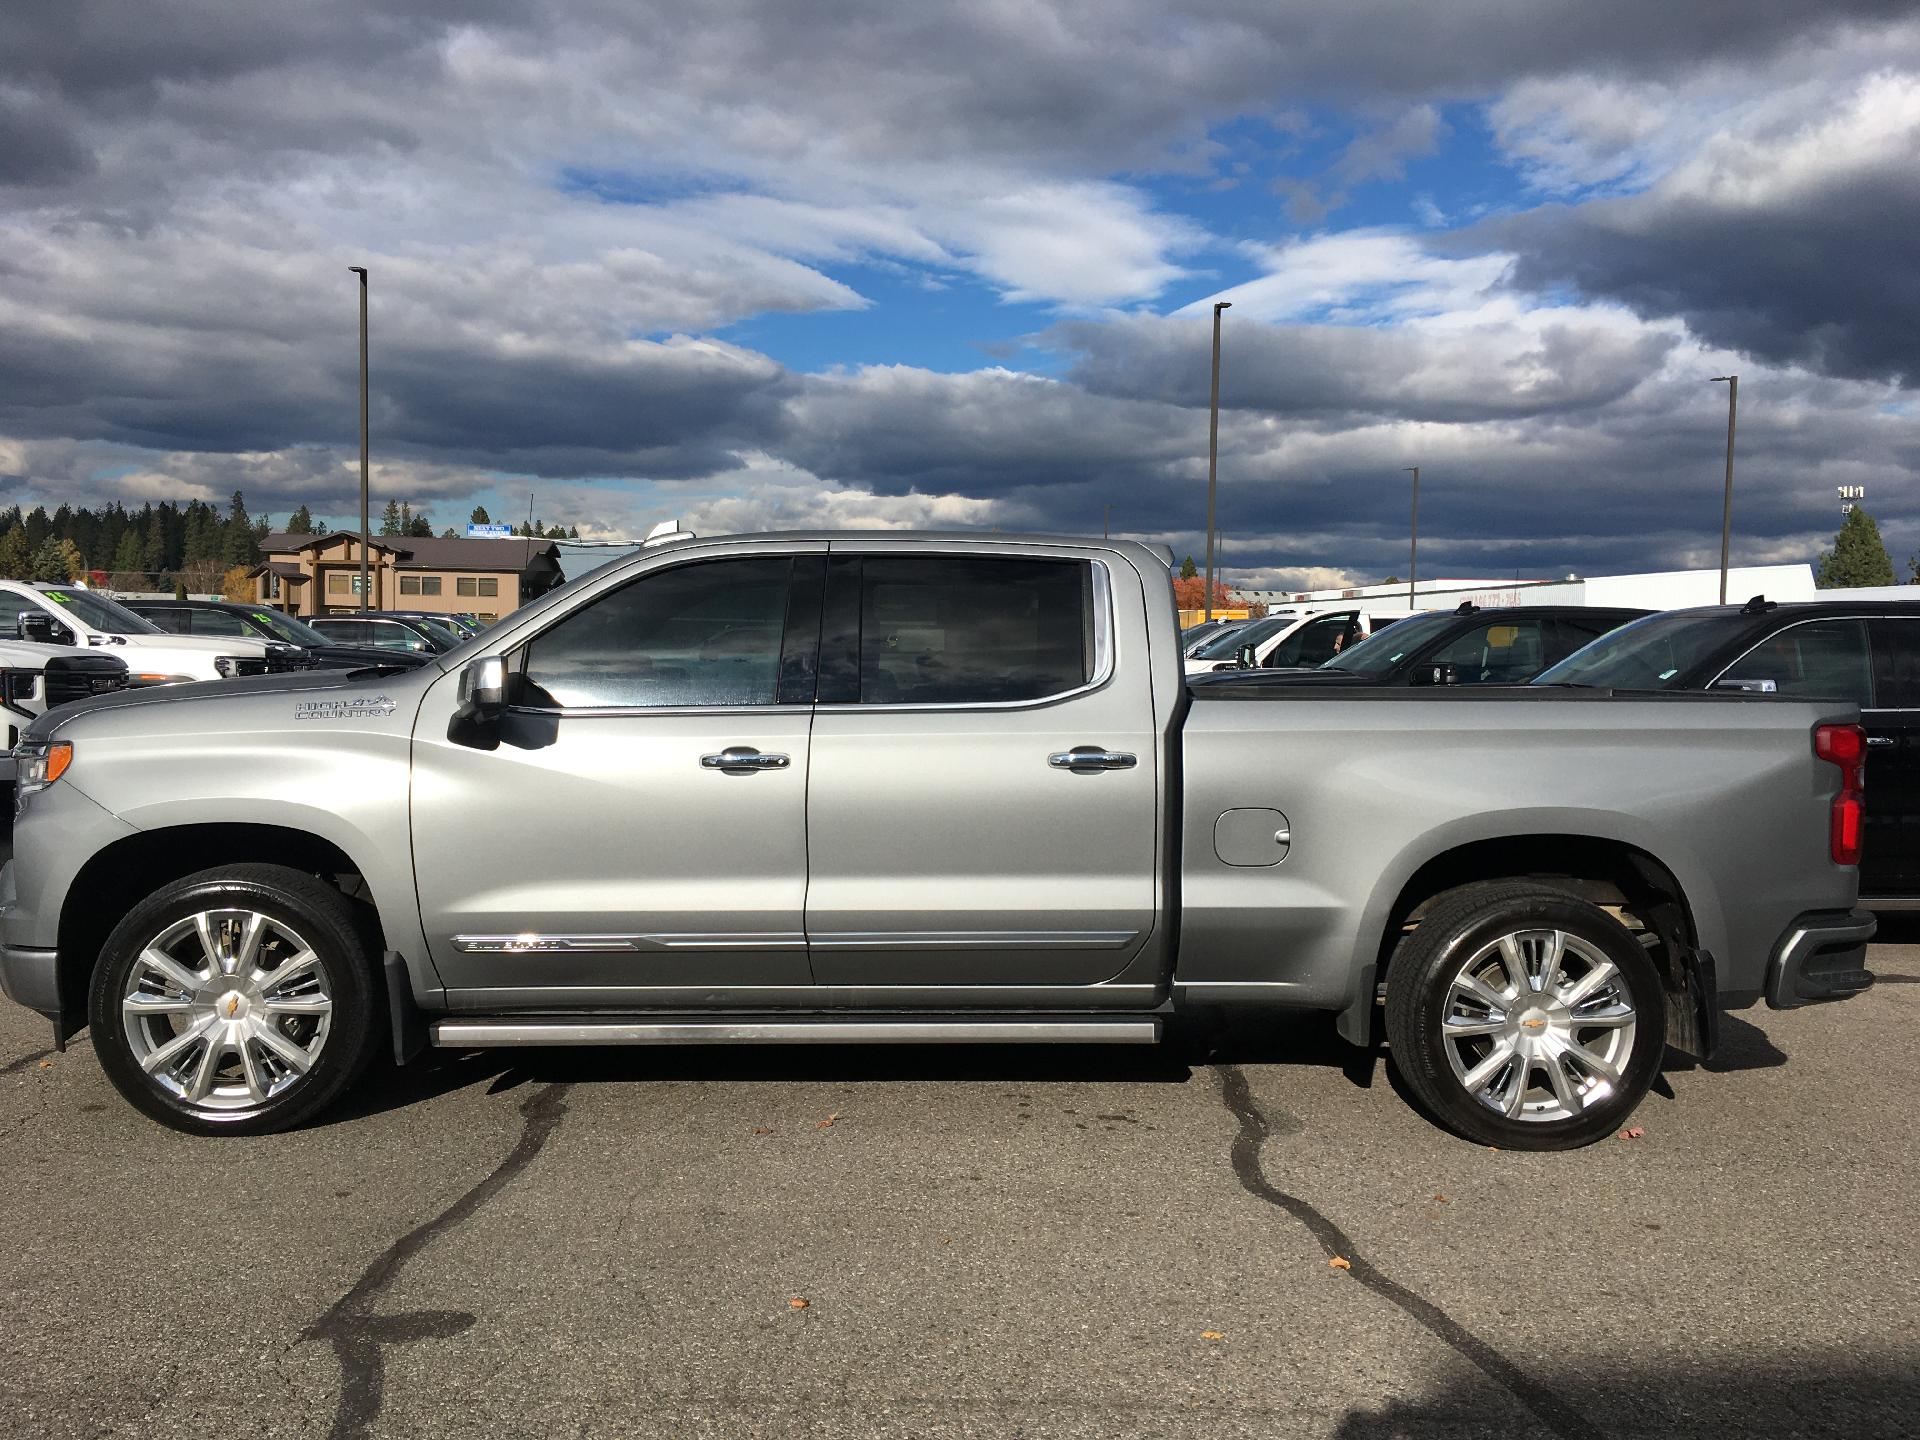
1481 156 1920 388
1052 313 1680 422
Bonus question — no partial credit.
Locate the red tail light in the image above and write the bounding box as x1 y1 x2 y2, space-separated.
1814 723 1866 866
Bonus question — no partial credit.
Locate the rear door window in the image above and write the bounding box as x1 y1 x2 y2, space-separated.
1428 617 1550 683
827 556 1094 705
189 609 251 636
1715 619 1874 704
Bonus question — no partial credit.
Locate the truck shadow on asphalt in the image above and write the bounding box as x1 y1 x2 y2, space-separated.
1331 1355 1920 1440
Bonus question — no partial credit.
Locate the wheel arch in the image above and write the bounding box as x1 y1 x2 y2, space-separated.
55 822 429 1037
1339 824 1711 1053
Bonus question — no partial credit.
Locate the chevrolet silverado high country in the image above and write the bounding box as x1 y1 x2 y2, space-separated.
0 533 1875 1148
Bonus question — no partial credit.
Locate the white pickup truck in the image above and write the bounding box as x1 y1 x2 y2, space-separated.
0 581 300 686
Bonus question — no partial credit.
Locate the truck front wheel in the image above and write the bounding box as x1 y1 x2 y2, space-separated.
88 864 380 1136
1384 883 1666 1151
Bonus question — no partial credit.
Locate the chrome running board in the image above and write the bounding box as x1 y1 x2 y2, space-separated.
430 1018 1161 1047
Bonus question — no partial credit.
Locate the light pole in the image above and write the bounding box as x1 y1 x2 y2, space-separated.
349 266 370 613
1103 504 1111 540
1204 301 1231 622
1402 466 1420 608
1710 375 1738 604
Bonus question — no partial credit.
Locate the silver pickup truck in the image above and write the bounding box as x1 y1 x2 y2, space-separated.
0 532 1875 1148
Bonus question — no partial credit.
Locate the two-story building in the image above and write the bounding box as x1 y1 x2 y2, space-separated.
248 531 564 622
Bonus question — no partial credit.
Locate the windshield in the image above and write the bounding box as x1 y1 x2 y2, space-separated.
413 617 465 651
1320 612 1456 676
39 587 163 635
1191 613 1292 660
1534 612 1732 688
246 610 332 646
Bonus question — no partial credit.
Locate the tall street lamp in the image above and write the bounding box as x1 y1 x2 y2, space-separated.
349 266 371 613
1402 466 1420 608
1204 300 1231 622
1710 375 1738 604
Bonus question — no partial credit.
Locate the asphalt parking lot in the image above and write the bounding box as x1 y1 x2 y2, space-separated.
2 930 1916 1440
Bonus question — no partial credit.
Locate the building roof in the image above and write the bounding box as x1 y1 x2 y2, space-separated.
258 530 559 573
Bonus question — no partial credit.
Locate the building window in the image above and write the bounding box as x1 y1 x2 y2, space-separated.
457 577 475 596
479 577 497 597
267 573 281 599
457 576 498 597
400 576 420 595
327 572 348 595
422 576 442 595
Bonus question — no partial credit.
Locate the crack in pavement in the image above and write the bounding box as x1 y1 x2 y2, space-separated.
0 1047 55 1076
1216 1064 1599 1440
305 1081 573 1440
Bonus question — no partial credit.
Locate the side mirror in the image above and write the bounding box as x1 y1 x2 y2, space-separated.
1419 662 1461 686
1236 642 1258 670
457 655 509 722
17 612 69 645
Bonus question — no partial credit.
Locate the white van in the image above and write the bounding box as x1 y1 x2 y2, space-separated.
0 581 298 686
1184 605 1429 676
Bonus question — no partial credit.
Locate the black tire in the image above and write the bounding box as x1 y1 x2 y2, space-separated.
1384 882 1666 1151
89 864 380 1136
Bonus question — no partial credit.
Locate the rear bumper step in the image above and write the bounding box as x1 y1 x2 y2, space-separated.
431 1017 1162 1047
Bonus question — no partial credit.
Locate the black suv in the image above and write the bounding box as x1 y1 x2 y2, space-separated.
119 599 432 672
1196 604 1649 687
1536 598 1920 906
306 612 463 655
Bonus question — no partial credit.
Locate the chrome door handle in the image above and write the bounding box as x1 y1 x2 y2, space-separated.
1048 747 1137 773
1866 736 1895 748
701 747 791 772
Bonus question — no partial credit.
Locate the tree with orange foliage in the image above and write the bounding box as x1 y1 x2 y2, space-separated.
1171 575 1238 612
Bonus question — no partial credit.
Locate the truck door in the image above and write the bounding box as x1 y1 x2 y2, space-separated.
803 548 1159 988
409 547 824 998
1866 616 1920 898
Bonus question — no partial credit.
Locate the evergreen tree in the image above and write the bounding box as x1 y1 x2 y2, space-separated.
111 530 146 576
0 526 30 580
379 499 402 536
56 538 85 580
30 538 69 583
406 509 434 538
567 525 580 539
285 505 314 534
227 491 260 565
469 504 491 526
1816 507 1896 588
1180 554 1198 580
23 506 51 553
141 506 168 573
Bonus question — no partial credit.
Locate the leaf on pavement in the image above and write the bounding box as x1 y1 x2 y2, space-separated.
816 1112 839 1129
788 1297 810 1310
1328 1256 1352 1271
1201 1331 1226 1341
1619 1126 1646 1141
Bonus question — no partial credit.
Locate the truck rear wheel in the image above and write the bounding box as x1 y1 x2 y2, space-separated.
1384 882 1665 1151
89 864 380 1136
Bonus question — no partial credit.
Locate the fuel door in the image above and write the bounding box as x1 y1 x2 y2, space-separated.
1215 807 1291 867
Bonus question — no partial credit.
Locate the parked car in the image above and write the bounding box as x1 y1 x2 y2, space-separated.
117 599 432 673
1201 604 1651 686
0 581 298 685
1537 597 1920 907
0 639 129 751
306 613 460 655
1185 605 1423 675
375 611 475 648
2 535 1872 1147
1180 617 1251 656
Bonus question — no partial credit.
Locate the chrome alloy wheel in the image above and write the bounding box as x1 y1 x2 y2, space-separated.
1439 928 1638 1123
120 910 333 1113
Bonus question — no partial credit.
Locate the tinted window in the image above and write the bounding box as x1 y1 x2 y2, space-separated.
1716 619 1874 704
189 609 251 636
1191 613 1288 660
0 593 31 635
519 557 792 708
849 556 1092 705
1429 618 1548 684
131 607 191 633
1324 611 1456 675
1266 612 1359 668
1871 618 1920 708
1536 613 1741 689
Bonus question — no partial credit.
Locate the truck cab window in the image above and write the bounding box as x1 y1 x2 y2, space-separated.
848 556 1093 705
1716 619 1874 704
518 556 793 709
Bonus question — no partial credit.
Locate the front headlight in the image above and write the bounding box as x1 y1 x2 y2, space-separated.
130 672 195 686
16 739 72 804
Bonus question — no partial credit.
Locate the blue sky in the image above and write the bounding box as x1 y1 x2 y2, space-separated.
3 2 1917 589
